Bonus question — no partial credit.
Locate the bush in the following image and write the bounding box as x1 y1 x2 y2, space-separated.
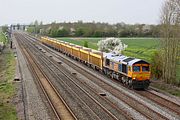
84 41 88 47
150 51 163 79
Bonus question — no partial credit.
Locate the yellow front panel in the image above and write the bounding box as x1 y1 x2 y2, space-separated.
132 72 150 81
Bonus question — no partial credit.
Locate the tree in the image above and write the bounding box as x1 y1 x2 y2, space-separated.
57 28 69 37
75 28 84 37
97 38 127 53
27 26 35 33
160 0 180 85
27 21 161 38
34 20 40 34
151 51 163 79
49 28 58 37
1 26 8 33
84 41 88 47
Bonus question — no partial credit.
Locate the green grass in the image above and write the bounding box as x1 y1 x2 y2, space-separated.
57 37 101 50
121 38 160 62
0 32 7 44
0 48 17 120
151 83 180 97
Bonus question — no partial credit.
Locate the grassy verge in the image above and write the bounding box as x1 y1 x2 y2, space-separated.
0 33 17 119
0 32 7 44
151 82 180 97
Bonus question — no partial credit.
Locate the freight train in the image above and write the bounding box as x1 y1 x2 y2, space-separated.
40 37 151 89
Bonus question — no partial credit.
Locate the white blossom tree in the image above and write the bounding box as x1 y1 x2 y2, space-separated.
97 37 128 54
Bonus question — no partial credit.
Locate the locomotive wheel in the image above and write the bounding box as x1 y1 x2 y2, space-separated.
122 77 126 84
128 79 133 88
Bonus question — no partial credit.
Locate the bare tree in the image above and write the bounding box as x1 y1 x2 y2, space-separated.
160 0 180 85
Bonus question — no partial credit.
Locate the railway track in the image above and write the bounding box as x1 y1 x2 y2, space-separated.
15 33 77 120
23 34 148 119
15 32 131 120
24 34 135 119
15 32 180 119
24 33 180 120
136 89 180 115
38 54 126 120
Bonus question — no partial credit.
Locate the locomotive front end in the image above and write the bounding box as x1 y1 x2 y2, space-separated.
131 61 150 89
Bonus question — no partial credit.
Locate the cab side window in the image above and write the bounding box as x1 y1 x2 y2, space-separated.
133 66 140 72
142 66 149 72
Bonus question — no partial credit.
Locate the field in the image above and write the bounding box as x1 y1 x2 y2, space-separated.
57 37 101 50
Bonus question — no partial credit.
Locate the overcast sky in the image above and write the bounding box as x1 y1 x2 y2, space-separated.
0 0 164 25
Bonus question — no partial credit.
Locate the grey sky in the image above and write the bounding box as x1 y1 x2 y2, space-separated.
0 0 164 25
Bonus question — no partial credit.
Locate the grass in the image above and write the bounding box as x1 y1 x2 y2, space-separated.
121 38 160 62
0 32 7 44
151 82 180 97
0 33 17 120
57 37 100 50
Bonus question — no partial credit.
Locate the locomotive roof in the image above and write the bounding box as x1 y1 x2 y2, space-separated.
128 59 149 66
115 55 127 61
103 52 149 65
112 55 128 62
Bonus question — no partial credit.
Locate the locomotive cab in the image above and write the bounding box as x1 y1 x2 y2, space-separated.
131 60 150 89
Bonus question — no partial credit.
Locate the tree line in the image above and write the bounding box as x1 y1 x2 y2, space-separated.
151 0 180 86
27 21 160 38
